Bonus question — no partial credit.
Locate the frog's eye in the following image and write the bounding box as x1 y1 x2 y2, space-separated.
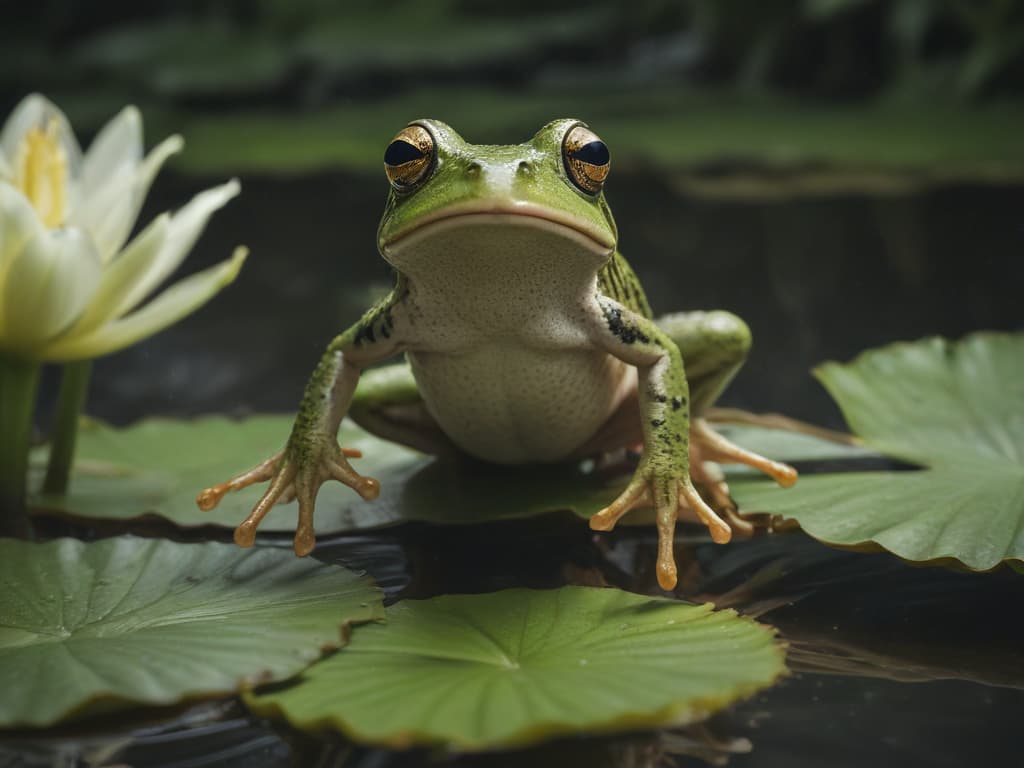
562 124 610 195
384 124 435 191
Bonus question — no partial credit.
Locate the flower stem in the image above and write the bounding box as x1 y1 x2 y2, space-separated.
0 355 40 538
42 360 92 496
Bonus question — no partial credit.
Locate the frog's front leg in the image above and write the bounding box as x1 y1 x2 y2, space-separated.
196 287 409 555
585 296 733 590
658 311 798 519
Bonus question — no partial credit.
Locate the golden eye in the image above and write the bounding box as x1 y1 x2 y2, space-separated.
384 124 435 191
562 124 610 195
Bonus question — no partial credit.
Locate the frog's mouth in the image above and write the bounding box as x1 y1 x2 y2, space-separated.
380 202 616 257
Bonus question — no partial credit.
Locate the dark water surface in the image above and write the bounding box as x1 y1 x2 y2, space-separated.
10 171 1024 766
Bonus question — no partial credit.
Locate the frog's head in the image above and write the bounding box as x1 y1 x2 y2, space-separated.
376 119 617 273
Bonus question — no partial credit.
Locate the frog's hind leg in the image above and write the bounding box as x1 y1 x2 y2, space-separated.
656 310 752 416
657 311 797 529
350 362 459 456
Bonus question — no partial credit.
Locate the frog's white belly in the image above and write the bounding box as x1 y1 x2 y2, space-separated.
408 345 634 464
387 214 631 464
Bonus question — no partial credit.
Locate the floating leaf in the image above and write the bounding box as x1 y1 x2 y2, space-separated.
30 415 618 533
245 587 786 751
33 416 861 537
30 415 417 532
731 332 1024 570
0 537 383 728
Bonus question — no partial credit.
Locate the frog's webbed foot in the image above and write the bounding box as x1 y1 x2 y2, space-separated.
685 437 763 539
590 465 731 591
589 420 798 591
687 443 737 514
196 443 378 556
688 417 798 538
691 418 797 487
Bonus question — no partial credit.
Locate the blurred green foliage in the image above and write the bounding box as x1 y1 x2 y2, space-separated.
170 85 1024 180
3 0 1022 175
7 0 1021 103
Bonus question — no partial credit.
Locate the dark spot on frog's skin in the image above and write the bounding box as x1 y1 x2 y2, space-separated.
651 418 665 428
654 394 667 404
353 321 376 347
674 432 684 444
601 302 650 345
671 397 683 411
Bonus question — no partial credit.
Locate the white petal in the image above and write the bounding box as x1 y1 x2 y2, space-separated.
113 178 240 317
41 246 247 361
64 213 170 337
69 163 138 264
0 181 47 277
67 106 146 261
1 226 101 355
0 94 83 183
80 105 142 194
136 133 183 197
71 133 184 263
0 150 11 180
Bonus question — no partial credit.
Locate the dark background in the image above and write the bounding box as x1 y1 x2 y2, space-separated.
3 0 1021 429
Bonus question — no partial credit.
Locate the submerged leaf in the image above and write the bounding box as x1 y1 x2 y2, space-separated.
732 332 1024 569
245 587 786 751
0 537 383 728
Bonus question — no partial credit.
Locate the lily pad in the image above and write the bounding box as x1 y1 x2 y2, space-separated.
30 415 415 532
245 587 786 751
30 415 616 533
0 537 383 728
731 332 1024 570
32 416 863 536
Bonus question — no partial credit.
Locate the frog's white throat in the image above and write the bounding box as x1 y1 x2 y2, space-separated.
380 211 614 285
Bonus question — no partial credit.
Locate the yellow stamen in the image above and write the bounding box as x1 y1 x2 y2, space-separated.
14 119 67 229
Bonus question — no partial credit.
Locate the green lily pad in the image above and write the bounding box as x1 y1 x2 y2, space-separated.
31 415 415 532
245 587 786 751
731 331 1024 570
0 537 383 728
32 416 863 536
30 416 618 533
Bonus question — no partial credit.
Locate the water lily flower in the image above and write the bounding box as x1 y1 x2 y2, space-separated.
0 93 246 362
0 94 248 533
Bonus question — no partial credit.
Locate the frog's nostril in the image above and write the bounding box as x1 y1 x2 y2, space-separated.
517 160 533 176
467 162 483 177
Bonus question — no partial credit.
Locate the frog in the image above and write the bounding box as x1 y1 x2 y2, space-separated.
197 118 797 590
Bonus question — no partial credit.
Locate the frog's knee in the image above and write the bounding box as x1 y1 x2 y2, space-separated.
658 310 751 365
704 311 751 360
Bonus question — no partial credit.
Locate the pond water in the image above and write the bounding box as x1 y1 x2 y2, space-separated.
10 170 1024 766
